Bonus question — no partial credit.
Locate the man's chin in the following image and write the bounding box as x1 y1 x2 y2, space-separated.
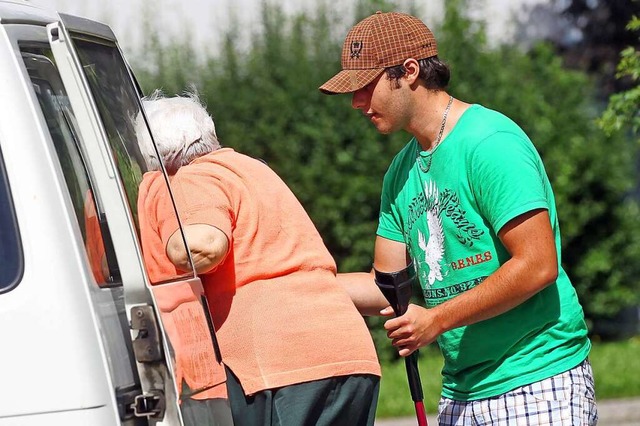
375 126 393 135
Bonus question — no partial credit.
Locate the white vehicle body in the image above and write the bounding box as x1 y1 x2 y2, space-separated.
0 1 230 425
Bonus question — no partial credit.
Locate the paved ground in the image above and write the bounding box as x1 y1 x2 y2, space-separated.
374 397 640 425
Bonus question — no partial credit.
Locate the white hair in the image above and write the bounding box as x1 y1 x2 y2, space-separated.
136 90 220 174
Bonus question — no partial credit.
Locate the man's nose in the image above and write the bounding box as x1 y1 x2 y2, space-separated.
351 89 368 110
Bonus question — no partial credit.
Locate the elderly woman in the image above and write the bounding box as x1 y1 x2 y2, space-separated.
135 92 231 426
137 92 381 426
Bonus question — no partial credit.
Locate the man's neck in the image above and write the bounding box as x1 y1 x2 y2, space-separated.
410 92 471 150
410 91 454 151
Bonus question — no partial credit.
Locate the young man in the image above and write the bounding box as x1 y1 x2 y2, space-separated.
320 11 597 425
137 93 381 426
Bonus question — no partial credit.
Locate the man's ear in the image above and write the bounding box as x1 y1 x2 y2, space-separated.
402 58 420 86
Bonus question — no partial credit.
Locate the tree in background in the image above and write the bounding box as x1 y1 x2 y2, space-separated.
591 15 640 337
599 15 640 137
132 0 640 350
516 0 640 97
558 0 640 95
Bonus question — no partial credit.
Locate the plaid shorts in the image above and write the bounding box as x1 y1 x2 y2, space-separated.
438 359 598 426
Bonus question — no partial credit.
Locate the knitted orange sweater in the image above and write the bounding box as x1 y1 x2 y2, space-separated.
138 171 226 400
159 148 380 395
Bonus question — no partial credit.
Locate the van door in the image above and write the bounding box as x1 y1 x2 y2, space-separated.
2 21 148 425
44 15 229 426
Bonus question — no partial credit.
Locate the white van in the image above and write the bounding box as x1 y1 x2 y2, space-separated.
0 1 232 425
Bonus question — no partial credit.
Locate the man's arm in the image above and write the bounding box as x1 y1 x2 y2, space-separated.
338 236 409 316
386 208 558 356
166 224 229 274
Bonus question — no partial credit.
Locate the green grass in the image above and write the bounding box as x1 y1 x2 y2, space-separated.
377 345 443 417
376 337 640 418
590 336 640 398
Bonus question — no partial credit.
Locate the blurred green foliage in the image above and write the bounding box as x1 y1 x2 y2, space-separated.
131 0 640 357
599 15 640 137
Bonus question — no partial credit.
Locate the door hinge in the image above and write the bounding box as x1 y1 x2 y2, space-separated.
130 305 163 362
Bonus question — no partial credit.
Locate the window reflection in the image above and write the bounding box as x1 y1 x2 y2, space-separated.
70 35 231 422
71 36 193 284
20 45 138 398
22 48 120 286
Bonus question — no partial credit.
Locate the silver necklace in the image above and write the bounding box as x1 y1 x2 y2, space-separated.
416 95 454 173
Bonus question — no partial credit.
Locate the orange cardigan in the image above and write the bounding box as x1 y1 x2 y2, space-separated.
138 171 227 400
159 149 380 395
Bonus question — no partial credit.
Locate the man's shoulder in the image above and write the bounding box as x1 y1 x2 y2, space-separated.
459 105 519 130
455 105 529 146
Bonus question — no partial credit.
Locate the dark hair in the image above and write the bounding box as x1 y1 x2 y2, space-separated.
385 56 450 90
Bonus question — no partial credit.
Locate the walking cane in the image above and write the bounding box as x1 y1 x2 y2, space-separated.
374 263 428 426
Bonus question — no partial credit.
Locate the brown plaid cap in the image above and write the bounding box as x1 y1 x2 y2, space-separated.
319 11 438 95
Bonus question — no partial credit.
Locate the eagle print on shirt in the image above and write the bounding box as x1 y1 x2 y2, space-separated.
404 176 489 303
416 180 445 287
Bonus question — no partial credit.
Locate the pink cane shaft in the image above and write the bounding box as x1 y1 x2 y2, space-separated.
415 401 428 426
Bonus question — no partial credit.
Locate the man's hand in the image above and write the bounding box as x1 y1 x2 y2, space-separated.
382 304 441 357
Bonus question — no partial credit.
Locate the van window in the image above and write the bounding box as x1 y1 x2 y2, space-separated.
0 149 23 293
68 37 231 414
21 48 120 286
71 36 194 284
20 44 142 407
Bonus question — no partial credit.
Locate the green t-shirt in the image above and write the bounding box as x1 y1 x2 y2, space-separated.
377 104 590 400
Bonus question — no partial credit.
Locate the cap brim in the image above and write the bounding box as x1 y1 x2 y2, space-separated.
319 68 385 95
